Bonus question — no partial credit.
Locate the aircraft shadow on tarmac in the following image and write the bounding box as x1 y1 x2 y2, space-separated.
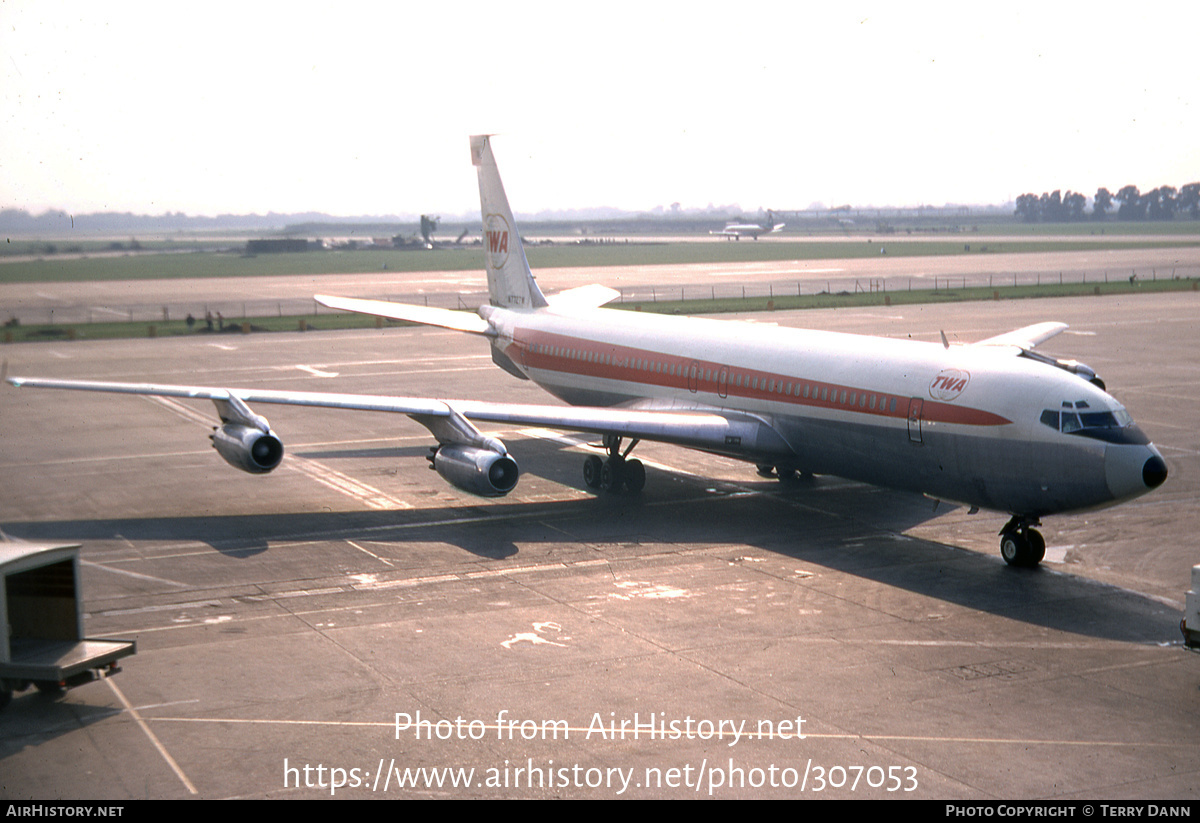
1 437 1180 645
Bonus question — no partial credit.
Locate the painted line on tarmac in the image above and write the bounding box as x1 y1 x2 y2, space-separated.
106 678 199 795
287 456 414 511
144 394 412 510
81 559 190 588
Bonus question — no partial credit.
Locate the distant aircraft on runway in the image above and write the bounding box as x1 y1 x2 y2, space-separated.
7 136 1167 568
710 211 785 240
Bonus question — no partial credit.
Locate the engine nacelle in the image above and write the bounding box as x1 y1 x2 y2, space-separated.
211 423 284 474
431 444 519 497
1021 349 1105 390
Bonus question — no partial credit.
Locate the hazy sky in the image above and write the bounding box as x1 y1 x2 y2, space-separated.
3 2 1197 217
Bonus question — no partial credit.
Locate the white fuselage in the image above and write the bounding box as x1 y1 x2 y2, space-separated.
484 304 1162 518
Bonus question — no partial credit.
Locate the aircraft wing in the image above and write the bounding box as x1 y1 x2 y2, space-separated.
4 376 779 453
974 322 1068 350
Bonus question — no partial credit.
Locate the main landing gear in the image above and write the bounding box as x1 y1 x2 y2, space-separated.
583 435 646 493
756 463 809 483
999 516 1046 568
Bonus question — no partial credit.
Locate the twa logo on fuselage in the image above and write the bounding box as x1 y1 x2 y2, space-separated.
484 213 510 269
929 368 970 401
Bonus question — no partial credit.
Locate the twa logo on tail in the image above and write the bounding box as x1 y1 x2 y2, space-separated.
484 213 510 269
930 368 970 400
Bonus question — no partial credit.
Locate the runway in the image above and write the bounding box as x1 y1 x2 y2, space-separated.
1 290 1198 798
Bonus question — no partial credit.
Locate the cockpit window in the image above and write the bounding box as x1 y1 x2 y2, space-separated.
1080 412 1132 431
1038 404 1146 444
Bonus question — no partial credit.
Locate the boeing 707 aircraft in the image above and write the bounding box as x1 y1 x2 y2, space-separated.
6 136 1167 568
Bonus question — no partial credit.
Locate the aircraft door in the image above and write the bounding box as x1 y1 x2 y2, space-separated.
907 397 924 444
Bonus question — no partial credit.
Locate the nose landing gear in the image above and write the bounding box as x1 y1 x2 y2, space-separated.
999 516 1046 568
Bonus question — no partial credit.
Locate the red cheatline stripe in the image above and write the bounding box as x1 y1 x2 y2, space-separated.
513 331 1011 428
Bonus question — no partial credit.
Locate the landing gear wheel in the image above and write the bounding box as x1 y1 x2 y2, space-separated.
1000 532 1029 566
756 464 775 478
587 435 645 494
34 681 65 695
583 455 603 490
1000 524 1044 568
600 459 623 492
0 690 10 711
623 459 646 493
1027 530 1046 564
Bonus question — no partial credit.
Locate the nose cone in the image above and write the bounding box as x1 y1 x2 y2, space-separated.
1105 443 1168 502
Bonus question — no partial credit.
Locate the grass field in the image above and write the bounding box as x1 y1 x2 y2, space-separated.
3 234 1200 283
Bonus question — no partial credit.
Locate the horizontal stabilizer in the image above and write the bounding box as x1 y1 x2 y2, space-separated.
545 284 622 310
974 322 1068 350
314 294 491 335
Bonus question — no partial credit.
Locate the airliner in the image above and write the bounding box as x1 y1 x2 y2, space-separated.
6 136 1167 568
711 211 785 240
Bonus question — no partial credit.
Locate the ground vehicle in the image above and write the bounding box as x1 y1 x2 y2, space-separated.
0 542 135 710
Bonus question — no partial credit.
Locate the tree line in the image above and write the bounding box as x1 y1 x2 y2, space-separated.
1015 184 1200 223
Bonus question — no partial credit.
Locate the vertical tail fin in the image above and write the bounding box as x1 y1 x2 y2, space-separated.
471 135 547 310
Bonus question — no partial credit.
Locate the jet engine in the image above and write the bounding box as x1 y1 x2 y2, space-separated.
1021 350 1105 391
211 423 284 474
208 393 283 474
428 444 519 497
